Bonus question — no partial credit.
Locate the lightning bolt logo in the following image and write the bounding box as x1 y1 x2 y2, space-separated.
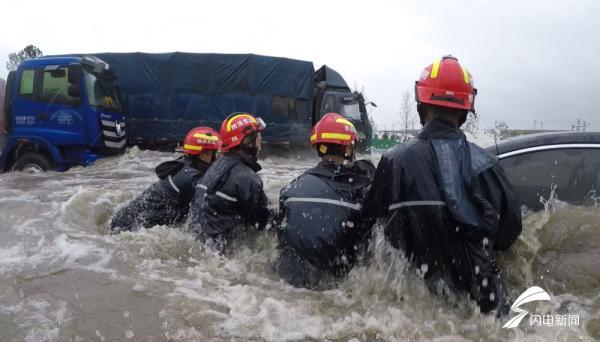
503 286 551 329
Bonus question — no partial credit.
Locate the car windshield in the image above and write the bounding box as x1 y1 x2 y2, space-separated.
339 101 361 120
84 71 122 112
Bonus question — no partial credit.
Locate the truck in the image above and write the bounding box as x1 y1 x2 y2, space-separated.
0 56 126 172
0 52 373 172
83 52 373 152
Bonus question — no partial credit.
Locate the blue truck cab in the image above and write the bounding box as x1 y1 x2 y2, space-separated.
0 56 126 172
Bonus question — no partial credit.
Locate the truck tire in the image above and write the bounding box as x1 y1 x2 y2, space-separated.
11 152 54 173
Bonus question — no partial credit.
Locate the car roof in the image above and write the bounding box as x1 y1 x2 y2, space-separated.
492 131 600 157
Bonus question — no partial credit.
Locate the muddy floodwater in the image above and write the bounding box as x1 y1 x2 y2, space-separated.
0 147 598 341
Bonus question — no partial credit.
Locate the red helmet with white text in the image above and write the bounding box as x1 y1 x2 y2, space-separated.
220 112 266 152
182 126 221 155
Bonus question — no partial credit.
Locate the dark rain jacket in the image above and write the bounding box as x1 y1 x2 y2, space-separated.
363 118 522 313
187 152 270 249
111 156 209 232
275 160 375 287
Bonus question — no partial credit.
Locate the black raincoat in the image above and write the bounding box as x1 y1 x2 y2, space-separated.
274 159 375 288
187 152 270 250
111 156 209 232
363 118 522 314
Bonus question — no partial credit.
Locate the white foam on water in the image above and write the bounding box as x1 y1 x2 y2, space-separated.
0 149 597 341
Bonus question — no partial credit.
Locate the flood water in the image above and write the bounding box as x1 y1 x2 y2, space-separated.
0 147 598 341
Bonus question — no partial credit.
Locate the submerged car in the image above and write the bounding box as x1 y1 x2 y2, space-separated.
487 131 600 211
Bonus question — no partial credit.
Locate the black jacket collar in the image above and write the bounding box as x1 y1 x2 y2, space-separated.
225 152 262 173
309 160 373 178
190 158 211 174
418 117 464 140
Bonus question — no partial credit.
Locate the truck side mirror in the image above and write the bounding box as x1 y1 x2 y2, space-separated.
68 64 82 85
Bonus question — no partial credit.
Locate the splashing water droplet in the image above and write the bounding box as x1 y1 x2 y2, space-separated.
125 330 135 339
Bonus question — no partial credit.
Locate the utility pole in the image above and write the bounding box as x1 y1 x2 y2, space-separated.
572 119 580 131
571 119 591 131
534 120 537 130
540 122 544 130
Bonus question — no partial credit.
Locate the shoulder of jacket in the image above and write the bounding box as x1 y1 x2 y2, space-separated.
384 139 424 162
469 142 499 173
234 162 263 185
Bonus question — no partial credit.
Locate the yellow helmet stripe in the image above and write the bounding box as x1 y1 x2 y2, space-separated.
310 133 317 141
321 133 353 140
335 118 355 128
430 59 441 79
226 114 257 132
461 66 470 84
183 144 204 151
192 133 219 141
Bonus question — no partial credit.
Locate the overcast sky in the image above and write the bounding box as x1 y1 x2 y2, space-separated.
1 0 598 131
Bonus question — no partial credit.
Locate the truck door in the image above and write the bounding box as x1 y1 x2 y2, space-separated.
14 65 86 147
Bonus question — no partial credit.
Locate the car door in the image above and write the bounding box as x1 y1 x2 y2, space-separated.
499 147 600 210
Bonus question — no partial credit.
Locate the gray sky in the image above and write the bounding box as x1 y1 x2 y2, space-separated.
1 0 598 131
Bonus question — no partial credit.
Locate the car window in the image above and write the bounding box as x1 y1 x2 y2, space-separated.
323 95 335 113
499 148 600 207
19 69 35 100
40 67 79 106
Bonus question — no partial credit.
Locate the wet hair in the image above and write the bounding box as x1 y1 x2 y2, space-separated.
316 143 350 159
188 150 218 164
418 103 468 126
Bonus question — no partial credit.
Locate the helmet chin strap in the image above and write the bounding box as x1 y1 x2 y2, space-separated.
345 145 355 161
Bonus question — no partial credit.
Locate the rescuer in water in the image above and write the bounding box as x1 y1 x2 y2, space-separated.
187 112 271 252
274 113 375 288
111 126 221 232
362 56 522 315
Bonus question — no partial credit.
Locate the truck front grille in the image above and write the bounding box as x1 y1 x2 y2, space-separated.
100 120 127 149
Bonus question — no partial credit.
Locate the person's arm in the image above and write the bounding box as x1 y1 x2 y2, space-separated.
361 155 391 227
240 178 271 230
494 166 522 251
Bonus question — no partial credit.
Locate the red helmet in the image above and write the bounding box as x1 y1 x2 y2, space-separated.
415 55 477 112
182 126 221 155
220 112 266 152
311 113 357 146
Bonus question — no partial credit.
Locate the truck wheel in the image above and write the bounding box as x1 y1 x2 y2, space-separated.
11 152 53 173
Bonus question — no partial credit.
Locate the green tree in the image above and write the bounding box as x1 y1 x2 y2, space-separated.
6 45 43 71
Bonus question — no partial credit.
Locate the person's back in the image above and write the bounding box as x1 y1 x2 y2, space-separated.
275 113 375 288
111 126 221 232
363 56 522 314
188 152 269 245
187 112 270 251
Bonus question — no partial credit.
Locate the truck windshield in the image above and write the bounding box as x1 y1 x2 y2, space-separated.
84 72 122 112
339 101 361 120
